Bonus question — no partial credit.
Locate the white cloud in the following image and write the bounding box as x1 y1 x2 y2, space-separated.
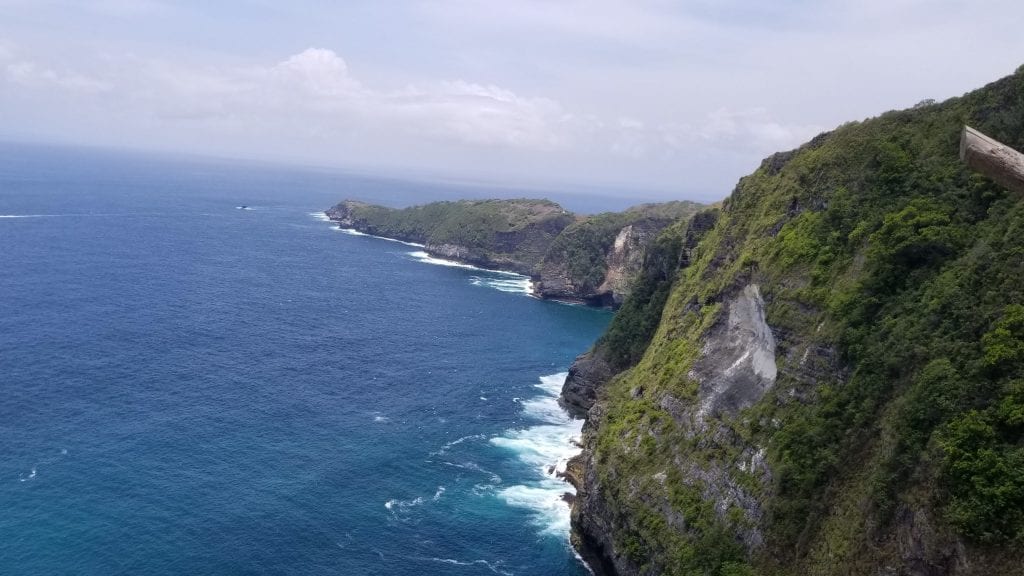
0 42 876 195
383 80 571 150
698 108 822 151
273 48 363 97
123 48 573 152
4 59 111 93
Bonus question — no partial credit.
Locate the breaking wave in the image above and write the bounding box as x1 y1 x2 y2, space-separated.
406 251 533 296
335 228 425 247
491 373 583 536
412 557 513 576
470 276 533 295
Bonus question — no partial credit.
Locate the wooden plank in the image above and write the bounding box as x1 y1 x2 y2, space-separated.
960 125 1024 195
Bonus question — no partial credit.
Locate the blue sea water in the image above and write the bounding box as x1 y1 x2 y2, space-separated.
0 145 614 575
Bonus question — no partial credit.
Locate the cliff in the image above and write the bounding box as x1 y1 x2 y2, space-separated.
325 198 703 304
567 67 1024 576
534 202 703 306
560 209 719 415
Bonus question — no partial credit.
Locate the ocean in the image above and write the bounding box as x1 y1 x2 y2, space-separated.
0 145 616 575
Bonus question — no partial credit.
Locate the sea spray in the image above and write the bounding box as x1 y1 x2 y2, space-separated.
470 276 533 295
491 372 583 536
335 227 426 247
312 213 535 294
405 250 534 295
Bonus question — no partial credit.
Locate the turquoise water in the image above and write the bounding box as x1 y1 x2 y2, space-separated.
0 145 612 575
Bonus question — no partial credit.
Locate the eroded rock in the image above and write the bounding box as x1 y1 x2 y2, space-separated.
689 284 777 422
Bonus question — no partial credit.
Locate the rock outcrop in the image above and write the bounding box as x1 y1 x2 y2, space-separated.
560 350 616 417
533 202 703 306
689 284 776 423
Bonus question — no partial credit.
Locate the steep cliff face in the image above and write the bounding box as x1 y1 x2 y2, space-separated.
326 198 703 303
560 209 719 416
569 68 1024 576
533 202 703 305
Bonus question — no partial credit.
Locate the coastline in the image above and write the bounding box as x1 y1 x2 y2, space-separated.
331 223 614 308
324 212 600 572
325 214 540 290
335 223 616 309
334 226 427 248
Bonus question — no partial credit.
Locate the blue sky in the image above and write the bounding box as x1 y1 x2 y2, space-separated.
1 1 1022 200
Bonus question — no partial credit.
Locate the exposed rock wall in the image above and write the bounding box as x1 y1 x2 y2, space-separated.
596 221 663 305
689 284 776 423
560 350 615 417
570 284 778 576
559 209 720 415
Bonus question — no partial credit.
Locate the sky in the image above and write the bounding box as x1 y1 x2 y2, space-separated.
1 1 1022 201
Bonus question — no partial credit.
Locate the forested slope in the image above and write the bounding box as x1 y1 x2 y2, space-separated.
568 67 1024 576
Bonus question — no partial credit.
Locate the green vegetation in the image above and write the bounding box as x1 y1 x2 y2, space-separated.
594 209 717 370
540 202 703 299
329 198 704 298
582 67 1024 574
329 198 574 274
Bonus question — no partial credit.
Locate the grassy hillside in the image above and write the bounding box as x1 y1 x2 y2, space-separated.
576 67 1024 575
328 198 704 301
327 198 575 274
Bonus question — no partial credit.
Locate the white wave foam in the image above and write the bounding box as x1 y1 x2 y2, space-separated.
385 496 424 512
308 212 332 222
0 214 56 219
536 373 568 396
472 483 495 496
470 276 533 294
431 434 487 456
491 423 581 470
520 397 573 426
497 484 575 535
414 557 513 576
18 448 68 482
406 251 483 271
491 372 583 538
384 485 445 517
337 227 368 236
336 228 425 247
440 461 502 484
406 251 534 297
406 251 525 278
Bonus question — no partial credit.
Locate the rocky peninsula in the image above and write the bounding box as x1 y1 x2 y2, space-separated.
325 198 703 306
561 67 1024 576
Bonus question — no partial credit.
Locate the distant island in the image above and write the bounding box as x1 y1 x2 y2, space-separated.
325 198 704 306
